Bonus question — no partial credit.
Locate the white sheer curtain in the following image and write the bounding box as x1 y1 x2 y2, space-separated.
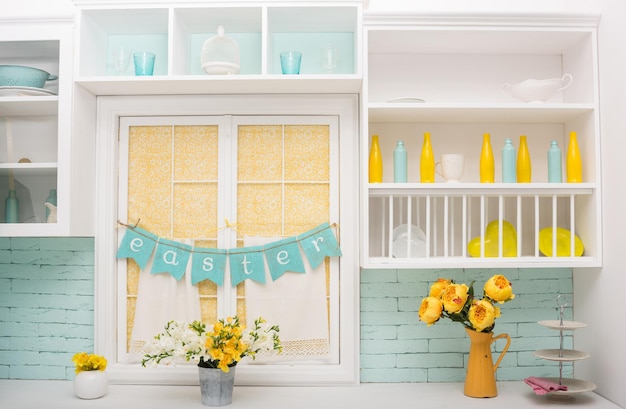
128 240 201 362
243 236 330 363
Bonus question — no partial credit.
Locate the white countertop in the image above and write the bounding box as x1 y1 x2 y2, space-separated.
0 380 622 409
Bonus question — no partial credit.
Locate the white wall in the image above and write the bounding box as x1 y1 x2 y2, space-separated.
2 0 625 407
574 0 626 407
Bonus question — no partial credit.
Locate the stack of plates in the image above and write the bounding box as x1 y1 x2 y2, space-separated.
0 86 56 96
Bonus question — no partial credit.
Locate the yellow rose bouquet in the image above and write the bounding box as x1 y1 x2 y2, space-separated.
419 274 515 332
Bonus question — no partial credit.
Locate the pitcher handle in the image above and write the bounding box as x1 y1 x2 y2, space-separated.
490 333 511 373
558 73 573 91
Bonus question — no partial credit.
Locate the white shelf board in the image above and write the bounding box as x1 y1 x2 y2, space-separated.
0 221 65 237
367 182 595 197
0 162 58 172
75 75 363 95
0 97 58 116
361 255 600 269
368 103 594 123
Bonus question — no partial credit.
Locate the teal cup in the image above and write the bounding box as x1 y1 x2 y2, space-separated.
280 51 302 74
133 52 156 76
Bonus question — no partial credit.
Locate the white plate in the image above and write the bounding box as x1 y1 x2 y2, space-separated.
392 225 427 258
533 349 589 361
386 97 425 103
542 377 596 394
0 86 56 96
538 320 587 331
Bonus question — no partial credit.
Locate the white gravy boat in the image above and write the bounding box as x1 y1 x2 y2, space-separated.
502 74 573 103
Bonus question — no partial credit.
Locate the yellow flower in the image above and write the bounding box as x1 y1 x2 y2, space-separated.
429 278 451 299
142 315 281 373
484 274 515 303
72 352 107 373
442 283 469 313
419 296 443 326
468 299 498 332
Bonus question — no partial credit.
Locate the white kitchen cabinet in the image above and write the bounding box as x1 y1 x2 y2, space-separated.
73 0 362 95
361 14 602 268
0 19 77 236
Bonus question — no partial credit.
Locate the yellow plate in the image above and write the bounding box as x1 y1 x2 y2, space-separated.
468 220 517 257
538 227 584 257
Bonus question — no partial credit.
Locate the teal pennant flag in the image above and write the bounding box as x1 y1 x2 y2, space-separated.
264 237 305 281
151 238 193 281
116 226 158 270
299 223 342 269
229 246 266 286
191 248 227 286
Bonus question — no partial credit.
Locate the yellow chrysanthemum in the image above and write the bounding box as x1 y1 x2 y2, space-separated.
72 352 107 374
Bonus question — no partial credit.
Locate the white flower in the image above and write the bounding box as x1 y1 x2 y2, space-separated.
141 317 281 369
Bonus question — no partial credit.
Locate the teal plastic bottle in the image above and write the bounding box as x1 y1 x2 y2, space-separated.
394 140 408 183
501 138 516 183
548 140 562 183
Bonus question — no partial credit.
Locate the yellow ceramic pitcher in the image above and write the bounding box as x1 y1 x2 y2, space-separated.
464 328 511 398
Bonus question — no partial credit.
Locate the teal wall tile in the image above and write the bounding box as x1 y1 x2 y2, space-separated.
0 238 94 380
359 267 573 382
0 238 11 249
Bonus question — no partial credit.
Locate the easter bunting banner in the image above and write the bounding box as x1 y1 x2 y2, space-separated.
116 222 341 287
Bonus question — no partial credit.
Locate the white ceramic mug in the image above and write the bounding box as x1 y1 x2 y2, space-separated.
435 154 464 183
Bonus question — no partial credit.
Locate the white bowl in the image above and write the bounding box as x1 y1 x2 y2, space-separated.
502 74 573 103
392 224 427 258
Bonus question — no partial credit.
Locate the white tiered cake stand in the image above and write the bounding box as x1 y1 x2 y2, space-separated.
533 295 596 396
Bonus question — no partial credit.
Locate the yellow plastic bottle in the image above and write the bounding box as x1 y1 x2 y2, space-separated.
369 134 383 183
479 133 494 183
516 135 532 183
566 131 583 183
420 132 435 183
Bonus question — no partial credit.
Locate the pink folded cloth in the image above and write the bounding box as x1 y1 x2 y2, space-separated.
524 377 568 395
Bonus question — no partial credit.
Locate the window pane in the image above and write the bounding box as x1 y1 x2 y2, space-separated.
125 124 220 353
236 123 333 362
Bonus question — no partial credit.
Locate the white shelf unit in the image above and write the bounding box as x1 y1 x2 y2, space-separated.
73 1 362 95
361 14 602 269
0 19 74 236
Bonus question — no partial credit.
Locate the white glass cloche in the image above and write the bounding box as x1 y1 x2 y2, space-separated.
201 25 240 75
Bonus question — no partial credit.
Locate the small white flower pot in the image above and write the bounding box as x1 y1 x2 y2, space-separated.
73 370 108 399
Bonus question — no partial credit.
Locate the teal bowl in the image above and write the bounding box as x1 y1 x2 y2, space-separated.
0 65 58 88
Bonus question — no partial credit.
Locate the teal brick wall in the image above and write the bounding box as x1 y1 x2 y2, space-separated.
0 237 574 382
0 237 94 380
360 267 574 382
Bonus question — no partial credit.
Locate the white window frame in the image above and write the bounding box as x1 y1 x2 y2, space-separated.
94 94 360 385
